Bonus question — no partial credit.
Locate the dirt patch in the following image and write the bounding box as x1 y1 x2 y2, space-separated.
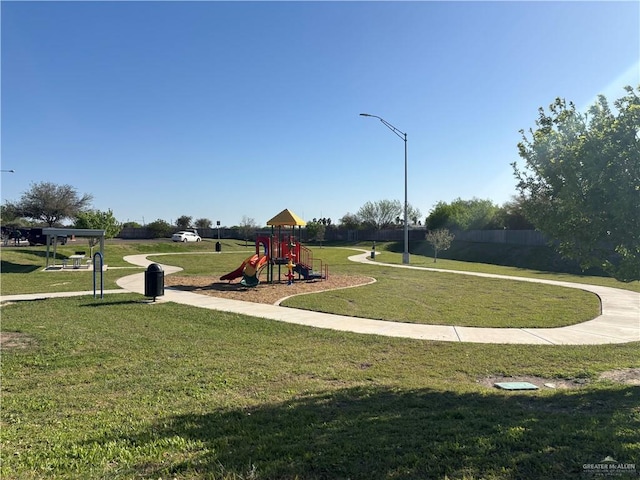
598 368 640 385
164 274 375 305
479 369 640 390
1 332 36 350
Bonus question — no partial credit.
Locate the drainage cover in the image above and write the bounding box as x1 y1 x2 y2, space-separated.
494 382 539 390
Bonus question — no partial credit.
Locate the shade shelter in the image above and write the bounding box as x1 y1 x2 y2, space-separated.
42 228 106 269
266 208 307 228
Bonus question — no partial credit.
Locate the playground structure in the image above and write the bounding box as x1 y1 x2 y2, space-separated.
220 208 329 287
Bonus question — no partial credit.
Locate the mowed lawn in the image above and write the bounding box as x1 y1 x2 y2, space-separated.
1 241 639 479
281 265 601 328
145 246 602 328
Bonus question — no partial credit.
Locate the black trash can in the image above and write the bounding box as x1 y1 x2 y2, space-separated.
144 263 164 301
215 241 221 252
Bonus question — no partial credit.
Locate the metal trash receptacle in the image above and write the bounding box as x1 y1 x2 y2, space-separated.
215 241 221 252
144 263 164 301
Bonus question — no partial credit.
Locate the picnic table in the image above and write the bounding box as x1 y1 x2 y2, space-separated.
68 254 86 269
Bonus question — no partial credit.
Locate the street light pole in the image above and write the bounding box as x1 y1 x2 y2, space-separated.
360 113 410 264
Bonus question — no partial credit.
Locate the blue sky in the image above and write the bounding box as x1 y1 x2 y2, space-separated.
2 1 638 227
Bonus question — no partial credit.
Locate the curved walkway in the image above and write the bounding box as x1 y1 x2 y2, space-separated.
113 251 639 345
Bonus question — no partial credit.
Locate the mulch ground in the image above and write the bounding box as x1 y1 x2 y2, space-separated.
164 273 375 305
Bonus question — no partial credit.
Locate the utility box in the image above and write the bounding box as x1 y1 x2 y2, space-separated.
144 263 164 301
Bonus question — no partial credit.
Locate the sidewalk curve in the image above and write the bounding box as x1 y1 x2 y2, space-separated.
113 251 639 345
2 252 637 345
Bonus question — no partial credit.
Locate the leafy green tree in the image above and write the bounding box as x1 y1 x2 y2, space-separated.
426 198 498 230
5 182 92 226
175 215 192 230
146 219 173 239
122 221 142 228
0 204 23 228
425 228 455 262
494 197 535 230
358 199 401 229
74 209 122 256
457 198 500 230
305 220 326 245
339 213 361 230
195 218 212 229
425 201 460 230
513 86 639 281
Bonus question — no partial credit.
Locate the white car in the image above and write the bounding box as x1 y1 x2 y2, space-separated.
172 231 201 242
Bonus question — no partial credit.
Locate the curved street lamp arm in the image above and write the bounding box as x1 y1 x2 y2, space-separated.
360 113 406 141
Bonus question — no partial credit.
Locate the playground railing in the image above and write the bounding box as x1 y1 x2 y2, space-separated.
299 244 329 280
299 244 313 270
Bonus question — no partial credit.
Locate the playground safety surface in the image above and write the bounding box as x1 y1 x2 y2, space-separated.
164 274 375 305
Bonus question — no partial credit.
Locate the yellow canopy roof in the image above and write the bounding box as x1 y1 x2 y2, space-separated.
266 208 306 226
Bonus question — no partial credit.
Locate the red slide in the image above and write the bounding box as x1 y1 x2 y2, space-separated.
220 255 255 281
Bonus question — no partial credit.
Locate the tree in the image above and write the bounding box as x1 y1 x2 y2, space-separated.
339 213 361 230
305 220 326 245
122 221 142 228
513 86 640 281
195 218 212 229
426 198 498 231
74 209 122 257
175 215 192 230
357 199 402 229
407 205 422 225
458 198 500 230
239 215 259 247
5 182 92 226
425 201 460 230
494 197 535 230
0 204 23 228
425 228 455 262
146 219 173 239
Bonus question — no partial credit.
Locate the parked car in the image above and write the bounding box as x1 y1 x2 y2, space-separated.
171 230 201 242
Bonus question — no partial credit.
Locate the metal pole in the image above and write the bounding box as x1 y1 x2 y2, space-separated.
360 113 410 264
403 132 409 264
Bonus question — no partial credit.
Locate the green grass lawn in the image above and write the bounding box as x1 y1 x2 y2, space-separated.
282 264 600 328
0 240 251 295
360 242 640 293
140 246 602 329
2 240 639 479
0 242 619 328
2 293 639 479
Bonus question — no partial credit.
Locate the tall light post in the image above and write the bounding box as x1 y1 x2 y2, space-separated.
360 113 410 264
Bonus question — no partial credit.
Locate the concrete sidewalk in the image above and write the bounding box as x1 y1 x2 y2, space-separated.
113 251 639 345
2 251 638 345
